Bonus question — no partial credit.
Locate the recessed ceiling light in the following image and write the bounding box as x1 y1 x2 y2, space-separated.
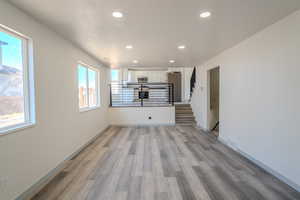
133 60 139 64
178 45 185 49
112 11 123 18
200 11 211 18
169 60 175 63
126 45 133 49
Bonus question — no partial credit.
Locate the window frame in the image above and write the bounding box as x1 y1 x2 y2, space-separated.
77 62 100 112
0 25 35 135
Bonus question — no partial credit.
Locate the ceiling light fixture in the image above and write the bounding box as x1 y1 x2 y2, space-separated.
126 45 133 49
112 11 123 18
133 60 139 64
200 11 211 18
169 60 175 63
178 45 186 49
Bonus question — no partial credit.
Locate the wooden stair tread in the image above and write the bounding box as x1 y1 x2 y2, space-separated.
175 104 196 125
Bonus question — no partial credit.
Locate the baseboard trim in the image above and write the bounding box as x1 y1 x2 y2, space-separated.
194 124 210 133
16 125 111 200
218 136 300 193
111 123 176 127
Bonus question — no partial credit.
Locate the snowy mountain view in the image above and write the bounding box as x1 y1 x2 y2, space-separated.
0 64 24 128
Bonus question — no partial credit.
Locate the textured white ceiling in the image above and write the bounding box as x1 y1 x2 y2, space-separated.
8 0 300 68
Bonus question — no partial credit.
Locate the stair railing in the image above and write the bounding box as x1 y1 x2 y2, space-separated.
109 82 174 107
190 67 196 97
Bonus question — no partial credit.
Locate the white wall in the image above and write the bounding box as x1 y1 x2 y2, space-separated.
191 10 300 190
0 1 110 200
109 107 175 126
182 67 194 102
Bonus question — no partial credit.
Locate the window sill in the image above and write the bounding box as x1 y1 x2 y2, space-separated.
0 122 36 136
79 106 100 113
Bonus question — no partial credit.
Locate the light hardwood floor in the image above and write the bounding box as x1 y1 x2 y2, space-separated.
32 126 300 200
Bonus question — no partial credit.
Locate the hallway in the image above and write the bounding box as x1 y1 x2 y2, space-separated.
32 126 300 200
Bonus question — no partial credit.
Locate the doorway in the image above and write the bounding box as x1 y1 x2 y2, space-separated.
208 67 220 137
168 72 182 102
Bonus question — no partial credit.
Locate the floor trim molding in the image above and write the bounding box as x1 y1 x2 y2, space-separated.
16 125 111 200
194 124 210 133
111 123 176 126
218 136 300 193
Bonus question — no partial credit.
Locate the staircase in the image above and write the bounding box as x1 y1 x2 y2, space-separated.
175 104 196 126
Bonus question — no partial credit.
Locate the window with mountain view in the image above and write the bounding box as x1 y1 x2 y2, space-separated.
0 26 34 133
78 63 100 110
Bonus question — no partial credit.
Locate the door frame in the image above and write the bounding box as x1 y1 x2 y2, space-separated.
207 66 220 135
167 71 182 102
